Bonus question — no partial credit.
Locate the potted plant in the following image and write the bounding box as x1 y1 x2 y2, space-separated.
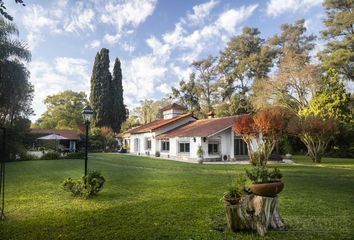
197 145 204 164
223 174 248 205
246 166 283 197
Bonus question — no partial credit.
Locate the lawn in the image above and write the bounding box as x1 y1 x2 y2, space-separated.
0 154 354 240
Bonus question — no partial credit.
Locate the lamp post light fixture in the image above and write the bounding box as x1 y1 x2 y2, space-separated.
82 106 94 176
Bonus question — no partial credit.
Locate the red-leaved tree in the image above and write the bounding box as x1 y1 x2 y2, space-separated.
288 116 336 163
233 107 291 165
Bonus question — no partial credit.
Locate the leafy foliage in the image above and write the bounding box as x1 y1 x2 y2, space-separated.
36 90 88 130
288 116 336 163
224 173 248 200
40 151 60 160
246 166 282 184
233 107 292 165
319 0 354 80
63 170 106 199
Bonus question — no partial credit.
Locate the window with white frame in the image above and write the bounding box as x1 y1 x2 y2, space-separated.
146 138 151 150
208 141 219 154
161 139 170 151
179 142 190 153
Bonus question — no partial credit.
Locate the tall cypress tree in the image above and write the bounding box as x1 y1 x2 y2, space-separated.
90 48 112 127
111 58 126 132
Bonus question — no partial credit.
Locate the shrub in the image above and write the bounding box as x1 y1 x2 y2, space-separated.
64 152 85 159
245 166 282 184
19 152 39 161
63 170 105 199
41 151 60 160
225 174 248 199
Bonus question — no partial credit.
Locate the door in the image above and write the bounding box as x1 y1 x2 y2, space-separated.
134 138 140 153
234 137 248 156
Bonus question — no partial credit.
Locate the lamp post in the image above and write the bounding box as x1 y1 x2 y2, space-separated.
82 106 94 176
0 127 6 220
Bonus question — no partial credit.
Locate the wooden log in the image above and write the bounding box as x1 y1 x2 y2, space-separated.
224 194 286 236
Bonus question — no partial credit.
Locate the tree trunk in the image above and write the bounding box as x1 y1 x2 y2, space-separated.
224 194 286 236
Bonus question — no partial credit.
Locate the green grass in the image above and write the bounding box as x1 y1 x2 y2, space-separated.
293 155 354 169
1 154 354 240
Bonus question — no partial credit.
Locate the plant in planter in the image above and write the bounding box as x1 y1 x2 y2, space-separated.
223 174 248 205
246 166 283 197
197 145 204 164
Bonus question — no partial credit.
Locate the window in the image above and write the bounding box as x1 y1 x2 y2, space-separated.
146 139 151 150
161 139 170 151
179 142 190 153
208 142 219 154
234 138 248 156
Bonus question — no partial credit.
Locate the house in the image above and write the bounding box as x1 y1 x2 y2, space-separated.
30 128 81 152
125 103 248 163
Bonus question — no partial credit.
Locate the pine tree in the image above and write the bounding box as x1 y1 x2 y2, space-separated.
90 48 112 127
111 58 126 132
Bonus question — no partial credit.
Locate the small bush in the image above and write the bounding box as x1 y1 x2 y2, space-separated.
19 153 39 161
63 170 105 199
41 151 60 160
64 152 85 159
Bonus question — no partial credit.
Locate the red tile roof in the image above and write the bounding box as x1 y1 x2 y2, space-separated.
129 112 194 134
30 128 81 140
156 116 238 138
159 103 187 112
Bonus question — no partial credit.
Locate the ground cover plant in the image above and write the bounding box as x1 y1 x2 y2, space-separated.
0 153 353 239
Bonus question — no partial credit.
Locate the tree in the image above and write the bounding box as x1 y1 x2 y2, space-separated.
299 69 353 157
0 17 32 159
111 58 126 132
252 20 319 112
319 0 354 81
0 17 33 126
0 0 25 21
233 107 291 165
171 73 201 116
191 55 218 113
36 90 88 130
288 116 336 163
90 48 112 128
217 27 275 115
131 98 171 124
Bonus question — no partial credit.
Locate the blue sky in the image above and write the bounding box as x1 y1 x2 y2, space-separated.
4 0 325 121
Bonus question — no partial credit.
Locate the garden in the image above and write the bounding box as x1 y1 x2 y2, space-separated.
0 153 353 239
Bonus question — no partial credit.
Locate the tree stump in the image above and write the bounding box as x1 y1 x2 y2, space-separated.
224 194 286 236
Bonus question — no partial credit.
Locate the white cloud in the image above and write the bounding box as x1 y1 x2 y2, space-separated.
103 33 121 44
157 83 171 95
121 42 135 53
64 7 95 33
186 0 219 25
122 55 168 101
21 5 60 49
216 4 258 34
146 36 171 56
266 0 323 18
100 0 157 36
29 58 91 120
85 40 101 49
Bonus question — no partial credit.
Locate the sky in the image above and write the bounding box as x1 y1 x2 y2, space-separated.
4 0 326 121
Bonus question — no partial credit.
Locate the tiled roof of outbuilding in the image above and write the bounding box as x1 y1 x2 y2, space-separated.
30 128 81 140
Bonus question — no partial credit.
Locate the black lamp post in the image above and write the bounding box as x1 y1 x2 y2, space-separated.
0 127 6 220
82 106 94 176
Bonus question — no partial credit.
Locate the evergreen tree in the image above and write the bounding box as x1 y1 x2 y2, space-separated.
90 48 112 128
319 0 354 81
111 58 126 132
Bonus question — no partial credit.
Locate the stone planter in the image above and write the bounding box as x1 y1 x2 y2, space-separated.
250 182 284 197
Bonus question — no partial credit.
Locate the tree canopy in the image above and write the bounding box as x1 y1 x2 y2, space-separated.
36 90 88 131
